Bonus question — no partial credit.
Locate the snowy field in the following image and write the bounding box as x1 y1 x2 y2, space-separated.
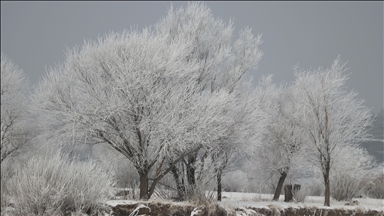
218 191 384 212
106 191 384 215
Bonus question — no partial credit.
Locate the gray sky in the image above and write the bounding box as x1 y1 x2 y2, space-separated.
1 1 383 113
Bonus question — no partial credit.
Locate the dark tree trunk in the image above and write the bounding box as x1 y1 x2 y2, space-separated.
284 184 293 202
186 155 196 186
184 155 196 198
136 147 201 201
139 171 149 200
324 161 331 206
171 165 185 200
217 169 223 201
273 171 287 201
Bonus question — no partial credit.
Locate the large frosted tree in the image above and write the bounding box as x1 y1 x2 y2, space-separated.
31 26 235 199
31 2 267 200
1 53 29 163
153 2 265 200
292 56 374 206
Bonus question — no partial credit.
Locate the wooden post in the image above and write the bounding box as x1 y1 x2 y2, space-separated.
284 184 293 202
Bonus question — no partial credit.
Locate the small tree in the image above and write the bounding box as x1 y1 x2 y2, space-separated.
1 53 29 163
292 56 374 206
253 76 306 201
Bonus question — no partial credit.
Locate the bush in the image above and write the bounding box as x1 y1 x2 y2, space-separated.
187 184 217 205
1 164 11 212
365 169 384 199
330 146 379 201
331 172 366 201
1 156 22 214
5 149 115 215
293 185 309 203
222 170 249 192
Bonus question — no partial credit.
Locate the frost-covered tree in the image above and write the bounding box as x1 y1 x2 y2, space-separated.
255 76 306 201
1 53 29 163
31 27 236 199
154 2 265 200
292 56 374 206
212 80 270 201
31 2 267 200
155 2 263 94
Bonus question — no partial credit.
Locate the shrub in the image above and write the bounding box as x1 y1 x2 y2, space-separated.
221 170 249 192
331 172 366 201
293 185 309 202
187 185 217 205
330 147 379 201
364 168 384 199
1 156 21 214
5 149 115 215
307 180 323 196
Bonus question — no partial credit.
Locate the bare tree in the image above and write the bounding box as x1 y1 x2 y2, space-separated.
292 56 374 206
1 53 29 163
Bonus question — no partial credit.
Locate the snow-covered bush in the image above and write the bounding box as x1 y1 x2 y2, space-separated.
305 180 323 197
331 173 366 201
364 164 384 199
188 185 217 205
1 160 13 211
292 185 310 202
5 148 115 215
222 170 249 192
330 146 379 201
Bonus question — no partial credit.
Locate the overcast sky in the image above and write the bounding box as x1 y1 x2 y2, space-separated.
1 1 383 113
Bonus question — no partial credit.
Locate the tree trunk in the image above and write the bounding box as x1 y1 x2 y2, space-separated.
284 184 293 202
185 155 196 198
171 165 185 200
217 169 223 201
186 156 196 186
324 162 331 206
139 171 149 200
273 171 287 201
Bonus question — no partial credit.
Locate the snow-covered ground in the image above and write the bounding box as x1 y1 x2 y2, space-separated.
219 191 384 212
107 191 384 215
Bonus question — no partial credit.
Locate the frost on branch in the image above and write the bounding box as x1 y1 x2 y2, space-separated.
1 53 30 163
330 145 380 201
253 75 307 201
31 15 233 200
292 56 374 206
30 2 268 200
153 2 266 201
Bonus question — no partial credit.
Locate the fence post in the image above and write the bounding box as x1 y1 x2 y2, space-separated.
284 184 293 202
